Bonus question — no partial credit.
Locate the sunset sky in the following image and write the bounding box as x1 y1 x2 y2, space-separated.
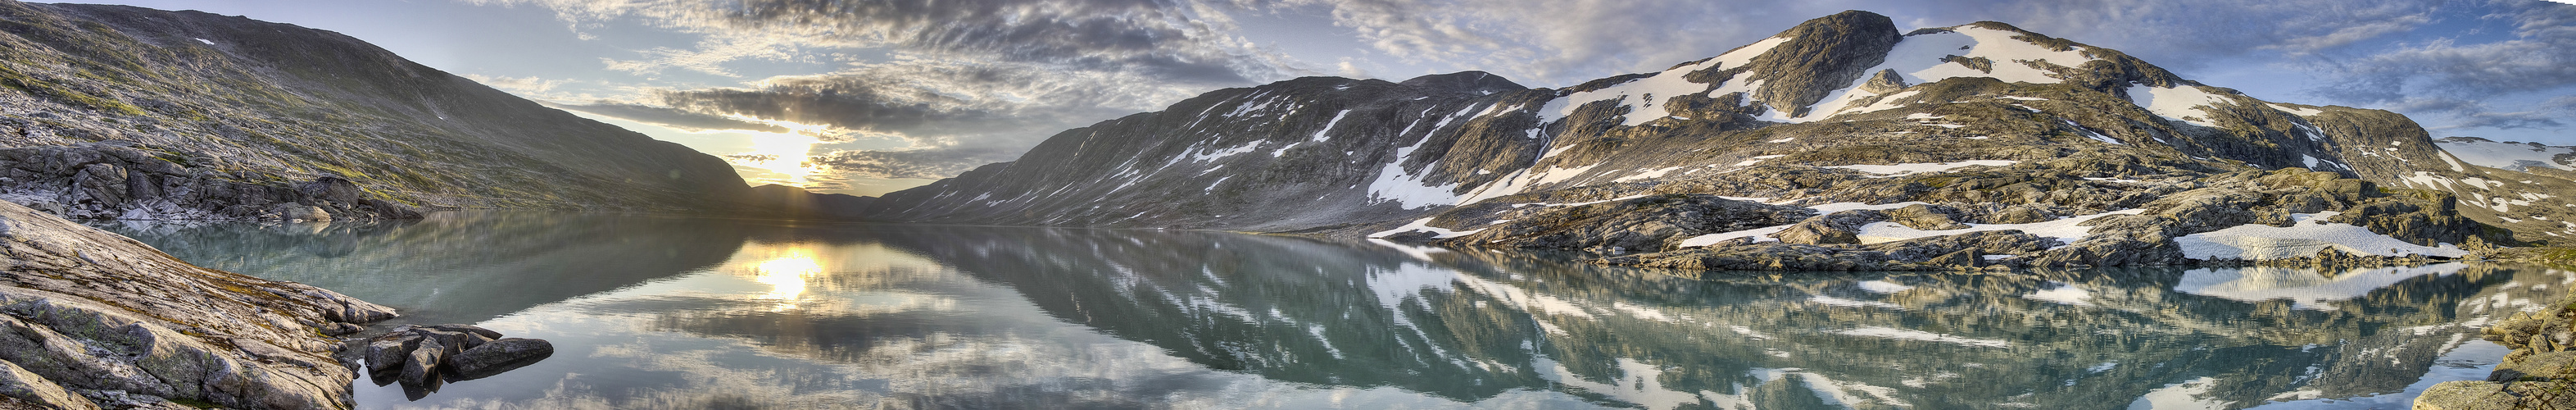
76 0 2576 196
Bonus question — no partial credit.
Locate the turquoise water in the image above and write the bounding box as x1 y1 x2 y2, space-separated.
96 212 2561 409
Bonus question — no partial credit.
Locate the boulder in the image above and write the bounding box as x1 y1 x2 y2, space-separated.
400 338 447 388
443 338 556 381
1884 203 1971 230
1858 69 1909 94
365 338 411 376
1772 210 1888 245
1986 204 2053 224
1924 248 1979 267
2143 188 2264 233
428 324 506 339
363 323 554 394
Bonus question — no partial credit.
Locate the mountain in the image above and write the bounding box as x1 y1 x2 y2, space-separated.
861 11 2572 267
743 184 878 221
0 1 753 220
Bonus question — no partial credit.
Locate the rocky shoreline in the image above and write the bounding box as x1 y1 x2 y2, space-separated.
0 144 424 222
2416 287 2576 409
0 199 397 408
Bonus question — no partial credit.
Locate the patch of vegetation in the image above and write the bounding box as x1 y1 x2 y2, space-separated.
0 64 145 116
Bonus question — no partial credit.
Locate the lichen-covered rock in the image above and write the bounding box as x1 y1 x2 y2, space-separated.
2144 188 2265 232
0 200 395 408
1986 204 2054 224
1884 203 1971 230
1773 210 1890 245
0 358 97 410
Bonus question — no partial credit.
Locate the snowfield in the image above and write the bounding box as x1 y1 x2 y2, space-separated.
1853 209 2143 244
2170 263 2473 310
2127 84 2234 127
2174 212 2469 260
2434 138 2574 171
1825 160 2018 175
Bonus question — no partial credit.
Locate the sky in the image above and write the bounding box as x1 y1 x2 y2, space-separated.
73 0 2576 196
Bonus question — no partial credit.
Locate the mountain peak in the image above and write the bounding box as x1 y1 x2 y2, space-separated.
1735 10 1903 117
1398 71 1526 95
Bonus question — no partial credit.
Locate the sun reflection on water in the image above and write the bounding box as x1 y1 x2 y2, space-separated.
751 249 823 302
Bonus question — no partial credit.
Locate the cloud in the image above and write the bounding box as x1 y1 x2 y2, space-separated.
483 0 2576 179
569 58 1210 180
546 102 792 133
2298 2 2576 130
808 148 1018 180
473 0 1297 84
462 74 567 93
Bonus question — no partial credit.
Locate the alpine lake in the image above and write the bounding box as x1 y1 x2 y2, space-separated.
93 212 2565 409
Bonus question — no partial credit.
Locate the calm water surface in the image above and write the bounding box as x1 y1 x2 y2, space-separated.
94 212 2567 409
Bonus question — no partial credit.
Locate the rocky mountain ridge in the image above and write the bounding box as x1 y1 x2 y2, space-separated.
860 10 2576 268
0 1 756 221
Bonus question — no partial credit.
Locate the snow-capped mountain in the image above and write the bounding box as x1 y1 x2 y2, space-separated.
863 11 2573 267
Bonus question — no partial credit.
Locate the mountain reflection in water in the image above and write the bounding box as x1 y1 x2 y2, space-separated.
98 212 2565 409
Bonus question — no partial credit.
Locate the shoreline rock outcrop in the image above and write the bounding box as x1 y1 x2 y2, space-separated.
360 324 554 400
2415 290 2576 409
0 199 396 408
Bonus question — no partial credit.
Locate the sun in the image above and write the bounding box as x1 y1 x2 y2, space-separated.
714 116 837 186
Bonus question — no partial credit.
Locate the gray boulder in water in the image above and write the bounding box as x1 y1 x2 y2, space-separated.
365 323 556 399
445 338 557 381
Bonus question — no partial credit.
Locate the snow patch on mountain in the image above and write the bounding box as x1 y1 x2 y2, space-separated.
1854 209 2144 244
1784 26 2103 121
2128 85 2233 127
1538 35 1793 125
2435 138 2574 171
1826 160 2018 175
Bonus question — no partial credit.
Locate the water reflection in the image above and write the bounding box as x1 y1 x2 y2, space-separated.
99 214 2567 409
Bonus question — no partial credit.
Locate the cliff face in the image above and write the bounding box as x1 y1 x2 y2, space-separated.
0 1 752 219
861 10 2574 267
0 200 397 408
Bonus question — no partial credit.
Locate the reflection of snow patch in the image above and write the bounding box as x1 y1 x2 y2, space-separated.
2175 212 2468 260
2025 281 2093 306
1832 326 2014 348
2128 376 2229 410
1857 280 1913 294
1811 295 1903 309
2171 263 2471 310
